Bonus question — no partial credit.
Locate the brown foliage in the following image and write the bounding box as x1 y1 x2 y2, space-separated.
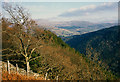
2 71 44 80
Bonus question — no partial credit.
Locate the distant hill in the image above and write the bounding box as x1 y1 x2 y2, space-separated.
36 20 117 37
66 26 120 77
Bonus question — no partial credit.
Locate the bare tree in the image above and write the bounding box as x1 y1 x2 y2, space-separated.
2 3 45 76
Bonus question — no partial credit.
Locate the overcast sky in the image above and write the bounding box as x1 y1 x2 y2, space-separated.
1 2 118 23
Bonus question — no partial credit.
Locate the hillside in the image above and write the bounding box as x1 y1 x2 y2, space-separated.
2 18 117 80
66 26 120 77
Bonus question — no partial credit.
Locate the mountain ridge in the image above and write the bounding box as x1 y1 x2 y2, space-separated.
66 25 120 77
36 19 117 37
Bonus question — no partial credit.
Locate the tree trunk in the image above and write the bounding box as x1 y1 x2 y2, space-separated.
16 64 19 74
26 57 30 76
7 60 10 74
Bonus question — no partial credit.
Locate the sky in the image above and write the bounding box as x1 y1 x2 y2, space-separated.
21 2 118 23
1 1 119 23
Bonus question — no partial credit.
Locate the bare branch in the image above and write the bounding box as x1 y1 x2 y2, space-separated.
3 59 25 63
2 48 26 57
0 54 18 57
29 55 42 62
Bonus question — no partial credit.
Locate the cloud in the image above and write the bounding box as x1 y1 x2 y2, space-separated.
59 2 117 17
